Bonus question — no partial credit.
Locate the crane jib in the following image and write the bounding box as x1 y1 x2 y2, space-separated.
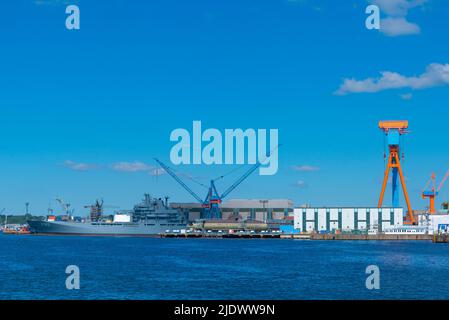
154 148 279 219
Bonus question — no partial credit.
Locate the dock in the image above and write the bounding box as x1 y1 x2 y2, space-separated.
160 231 438 240
433 234 449 243
280 234 311 240
160 231 284 239
311 233 432 241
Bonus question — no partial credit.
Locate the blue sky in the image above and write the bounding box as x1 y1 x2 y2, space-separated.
0 0 448 215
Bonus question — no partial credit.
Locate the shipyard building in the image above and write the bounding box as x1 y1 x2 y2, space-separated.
418 213 449 234
294 207 404 233
170 199 294 222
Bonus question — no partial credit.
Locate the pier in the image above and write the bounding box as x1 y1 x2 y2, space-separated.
311 234 432 241
160 231 283 239
161 231 437 241
433 234 449 243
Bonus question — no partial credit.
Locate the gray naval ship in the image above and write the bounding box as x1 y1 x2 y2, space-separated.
28 194 187 236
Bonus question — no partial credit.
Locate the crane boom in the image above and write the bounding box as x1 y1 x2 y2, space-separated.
220 162 263 200
438 169 449 192
155 145 279 220
422 173 436 193
55 198 73 215
220 145 280 200
154 158 205 204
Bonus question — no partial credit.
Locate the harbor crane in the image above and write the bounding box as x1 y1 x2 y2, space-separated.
55 197 75 216
84 199 104 221
1 208 6 226
378 120 414 224
84 199 119 221
154 147 278 220
422 169 449 214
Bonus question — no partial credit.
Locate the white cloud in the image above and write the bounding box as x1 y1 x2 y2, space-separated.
371 0 426 16
64 160 167 176
369 0 427 36
380 17 420 36
336 63 449 95
292 165 320 172
111 161 153 172
111 161 167 176
64 160 97 171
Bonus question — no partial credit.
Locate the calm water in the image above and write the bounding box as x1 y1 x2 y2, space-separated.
1 234 449 300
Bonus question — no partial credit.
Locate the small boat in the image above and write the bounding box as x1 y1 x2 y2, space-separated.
2 225 31 235
1 213 30 235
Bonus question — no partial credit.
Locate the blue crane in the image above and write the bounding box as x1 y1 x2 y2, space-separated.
154 147 278 220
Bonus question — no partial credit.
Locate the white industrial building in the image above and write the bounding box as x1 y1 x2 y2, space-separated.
294 207 404 233
418 213 449 234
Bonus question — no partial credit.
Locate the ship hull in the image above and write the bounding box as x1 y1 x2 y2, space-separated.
28 220 187 237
